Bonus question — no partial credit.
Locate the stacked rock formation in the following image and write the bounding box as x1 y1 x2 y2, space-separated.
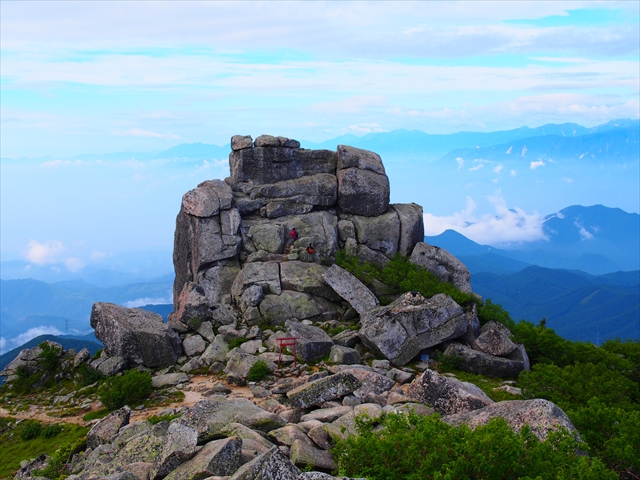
170 134 424 329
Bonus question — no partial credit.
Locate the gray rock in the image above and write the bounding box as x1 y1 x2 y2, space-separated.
91 302 182 368
87 406 131 449
240 284 266 311
164 436 243 480
268 425 312 447
473 329 517 357
298 473 366 480
240 339 264 355
443 399 579 441
349 210 400 258
410 242 472 293
307 425 333 451
322 264 379 316
97 356 127 377
287 372 362 408
152 373 190 388
180 357 202 373
232 135 253 151
407 369 494 415
337 167 389 217
182 184 221 218
337 219 356 242
0 340 63 377
507 343 531 371
224 350 276 379
196 321 216 343
332 329 360 348
179 398 286 442
13 454 51 479
290 439 335 471
197 261 242 307
182 335 207 357
285 320 334 363
280 261 341 302
260 291 325 325
359 292 467 366
229 446 301 480
391 203 425 256
329 345 361 365
231 262 281 298
247 223 287 254
199 335 230 366
248 173 337 207
150 422 199 479
73 348 91 368
340 368 395 399
221 422 276 452
444 343 525 378
300 406 353 423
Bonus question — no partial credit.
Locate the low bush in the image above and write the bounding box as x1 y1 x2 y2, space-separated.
98 369 152 410
41 423 63 439
228 337 249 349
20 420 42 440
247 360 271 382
76 362 104 386
148 413 182 424
332 412 617 479
37 342 62 373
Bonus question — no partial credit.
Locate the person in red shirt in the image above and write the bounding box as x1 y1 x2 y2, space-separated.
306 244 314 255
289 228 299 241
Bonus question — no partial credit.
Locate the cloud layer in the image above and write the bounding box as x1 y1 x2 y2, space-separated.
423 191 548 246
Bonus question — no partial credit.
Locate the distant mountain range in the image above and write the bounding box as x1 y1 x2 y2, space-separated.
424 205 639 343
425 205 639 275
0 277 173 348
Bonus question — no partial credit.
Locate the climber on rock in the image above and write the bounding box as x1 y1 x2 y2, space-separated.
289 228 299 241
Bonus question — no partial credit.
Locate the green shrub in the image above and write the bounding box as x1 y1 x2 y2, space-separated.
247 360 271 382
336 251 478 307
41 423 63 439
98 369 152 410
228 337 249 349
332 412 617 480
20 420 42 440
37 342 62 372
76 362 105 386
148 413 182 424
82 409 110 421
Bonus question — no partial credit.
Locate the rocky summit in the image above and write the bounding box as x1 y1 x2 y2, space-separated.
2 135 574 480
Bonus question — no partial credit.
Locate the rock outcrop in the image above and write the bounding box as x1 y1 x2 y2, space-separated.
90 302 182 368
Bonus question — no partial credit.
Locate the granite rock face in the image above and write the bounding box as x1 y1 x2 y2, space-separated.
410 242 472 293
169 135 423 332
359 292 467 366
90 302 182 368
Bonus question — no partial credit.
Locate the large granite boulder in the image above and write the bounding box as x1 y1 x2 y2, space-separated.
164 436 243 480
150 422 199 479
336 145 389 217
179 398 286 442
280 261 341 302
322 264 379 316
285 320 334 363
90 303 182 368
407 369 494 415
287 372 362 408
442 399 579 441
229 446 301 480
391 203 425 256
169 282 214 327
0 340 63 378
87 406 131 449
443 343 526 378
348 210 400 258
359 292 467 366
410 242 472 293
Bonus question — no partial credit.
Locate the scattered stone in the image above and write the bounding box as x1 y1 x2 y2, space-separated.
287 372 362 409
444 343 526 378
329 345 361 365
164 436 243 480
225 350 276 379
87 406 131 449
322 265 379 316
91 302 182 368
74 348 91 368
229 446 301 480
151 422 199 479
290 439 336 471
407 369 494 415
410 242 472 293
443 399 579 441
97 356 128 377
152 373 190 389
285 320 334 363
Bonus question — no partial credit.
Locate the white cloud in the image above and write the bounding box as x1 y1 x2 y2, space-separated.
469 164 484 172
455 157 464 170
65 257 85 272
560 177 574 182
530 160 546 169
124 295 172 308
493 164 503 174
345 123 386 134
114 128 180 140
0 337 6 354
10 326 63 350
423 191 547 246
24 239 65 264
510 170 517 176
575 222 594 240
90 250 107 261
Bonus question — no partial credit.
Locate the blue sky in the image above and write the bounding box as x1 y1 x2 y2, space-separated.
0 1 638 268
1 1 638 157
